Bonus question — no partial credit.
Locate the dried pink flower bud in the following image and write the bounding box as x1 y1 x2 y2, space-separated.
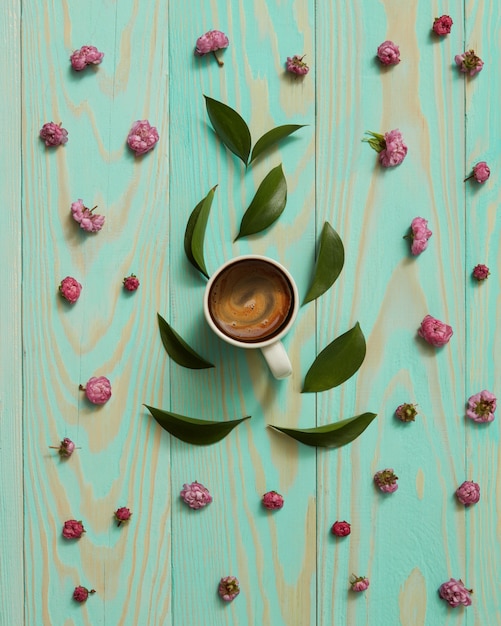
195 30 229 66
180 481 213 509
418 315 453 347
286 55 310 76
70 45 104 71
438 578 472 608
114 506 132 526
59 276 82 304
455 49 484 76
262 490 284 510
127 120 159 156
350 575 370 592
39 122 68 147
377 40 400 65
374 468 398 493
363 129 407 167
405 217 432 255
466 390 497 423
62 519 85 539
80 376 112 405
432 15 453 36
49 437 76 458
395 403 418 422
123 274 140 292
455 480 480 506
218 576 240 602
73 586 96 603
331 521 351 537
71 199 105 233
465 161 490 183
472 264 490 281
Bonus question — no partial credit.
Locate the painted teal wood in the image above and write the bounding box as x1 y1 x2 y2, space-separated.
4 1 499 625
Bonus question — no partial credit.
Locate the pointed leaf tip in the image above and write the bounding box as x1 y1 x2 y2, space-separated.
184 186 216 278
157 314 214 369
204 95 251 166
303 222 344 304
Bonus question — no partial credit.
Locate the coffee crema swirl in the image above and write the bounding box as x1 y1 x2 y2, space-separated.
208 260 294 343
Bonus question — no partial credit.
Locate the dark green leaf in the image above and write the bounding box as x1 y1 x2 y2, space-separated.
157 314 214 369
302 322 366 392
184 186 216 278
249 124 306 165
235 164 287 240
303 222 344 304
204 95 251 166
269 412 377 448
145 405 250 446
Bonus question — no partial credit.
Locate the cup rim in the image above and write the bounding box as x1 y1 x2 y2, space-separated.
203 254 299 349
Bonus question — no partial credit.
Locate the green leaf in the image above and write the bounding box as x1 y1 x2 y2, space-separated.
235 164 287 240
145 405 251 446
249 124 306 165
302 322 366 392
269 412 377 448
204 95 251 166
184 186 216 278
303 222 344 304
157 314 214 369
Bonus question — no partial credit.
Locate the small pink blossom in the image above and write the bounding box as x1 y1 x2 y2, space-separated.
455 480 480 506
472 264 490 281
62 519 85 539
466 390 497 423
49 437 76 458
374 468 398 493
363 129 407 167
438 578 473 608
331 521 351 537
195 30 229 66
218 576 240 602
114 506 132 526
73 586 96 603
350 575 370 592
406 217 432 255
123 274 140 292
377 40 400 66
432 15 453 36
71 199 105 233
395 403 418 422
180 481 212 509
262 490 284 510
465 161 490 183
80 376 112 405
455 50 484 76
127 120 159 156
39 122 68 147
59 276 82 304
70 45 104 71
286 55 310 76
418 315 453 347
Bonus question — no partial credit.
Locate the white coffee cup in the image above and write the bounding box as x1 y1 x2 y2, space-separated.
203 255 299 379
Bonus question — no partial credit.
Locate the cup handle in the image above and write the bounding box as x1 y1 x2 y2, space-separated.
260 341 292 379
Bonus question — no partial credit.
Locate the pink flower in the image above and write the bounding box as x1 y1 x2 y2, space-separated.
472 264 490 281
71 199 105 233
395 403 418 422
350 575 370 592
49 437 76 458
195 30 229 66
377 40 400 65
39 122 68 147
59 276 82 304
455 480 480 506
73 586 96 603
127 120 159 156
286 55 310 76
466 390 497 423
374 468 398 493
406 217 432 255
363 129 407 167
418 315 453 347
262 490 284 510
432 15 453 36
455 50 484 76
218 576 240 602
80 376 112 405
331 521 351 537
62 519 85 539
70 45 104 71
438 578 473 608
180 481 212 509
123 274 140 292
465 161 490 183
114 506 132 526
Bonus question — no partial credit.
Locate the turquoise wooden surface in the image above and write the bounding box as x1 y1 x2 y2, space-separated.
2 1 500 624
